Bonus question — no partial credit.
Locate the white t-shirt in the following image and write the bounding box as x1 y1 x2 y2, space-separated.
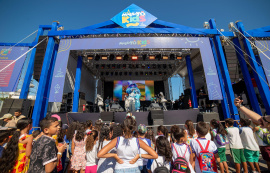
171 143 195 173
86 143 97 166
190 138 218 173
137 138 151 166
150 156 170 173
255 127 268 146
240 127 259 151
226 127 243 149
205 132 211 141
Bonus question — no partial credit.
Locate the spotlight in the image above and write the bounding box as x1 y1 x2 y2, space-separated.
142 54 147 61
102 55 108 60
117 64 121 69
87 55 94 60
170 54 176 60
152 64 156 69
123 64 126 69
162 55 168 60
147 64 150 69
149 72 153 75
131 55 138 60
116 55 122 60
142 64 146 68
145 72 148 75
123 54 129 61
109 54 115 61
149 55 155 60
177 56 182 60
95 54 100 61
101 64 105 69
112 64 115 69
107 64 110 69
156 54 162 60
159 71 162 76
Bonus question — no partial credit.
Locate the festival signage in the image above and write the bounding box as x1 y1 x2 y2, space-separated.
111 4 157 28
0 46 28 92
255 41 270 85
49 37 223 102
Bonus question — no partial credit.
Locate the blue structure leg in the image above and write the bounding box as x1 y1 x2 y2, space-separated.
72 56 83 112
210 38 231 119
19 28 44 99
209 19 239 120
40 44 59 118
32 22 58 127
232 38 262 115
236 22 270 115
185 55 198 108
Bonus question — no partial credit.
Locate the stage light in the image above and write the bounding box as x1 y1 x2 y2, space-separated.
109 54 115 61
131 55 138 60
159 72 162 76
149 72 153 75
149 55 155 60
147 64 150 69
162 55 168 60
101 64 105 69
87 55 94 60
107 64 110 69
95 54 100 61
145 72 148 75
170 54 175 60
123 54 129 61
142 64 145 68
152 64 156 69
142 54 147 61
117 64 121 69
116 55 122 60
112 64 115 69
123 64 126 69
102 55 108 60
156 54 162 60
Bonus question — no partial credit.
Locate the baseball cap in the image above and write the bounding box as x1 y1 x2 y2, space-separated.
138 124 147 134
0 113 13 120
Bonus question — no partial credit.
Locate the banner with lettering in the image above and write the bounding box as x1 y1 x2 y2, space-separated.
0 46 28 92
49 37 223 102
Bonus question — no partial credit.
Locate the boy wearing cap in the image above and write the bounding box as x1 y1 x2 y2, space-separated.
137 124 151 173
0 114 16 128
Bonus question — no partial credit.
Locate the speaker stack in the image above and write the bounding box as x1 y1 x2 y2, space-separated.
197 112 220 122
100 112 114 123
0 99 33 117
60 92 86 112
150 110 164 134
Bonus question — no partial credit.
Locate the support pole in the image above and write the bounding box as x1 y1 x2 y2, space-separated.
19 28 44 99
232 38 262 115
32 22 58 128
185 55 198 108
236 22 270 115
210 38 231 119
72 56 83 112
209 19 239 120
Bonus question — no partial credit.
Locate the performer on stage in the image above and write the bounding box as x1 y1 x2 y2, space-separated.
104 96 110 112
125 82 141 112
95 94 104 113
159 92 167 111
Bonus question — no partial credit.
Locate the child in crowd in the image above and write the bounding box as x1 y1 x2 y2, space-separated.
172 128 195 172
148 136 172 172
190 121 220 173
239 118 260 173
111 123 122 140
0 118 33 173
28 117 67 173
185 120 197 145
205 123 212 140
66 121 79 156
210 119 229 173
94 119 103 132
85 130 98 173
97 124 116 173
71 123 87 173
253 121 270 171
146 129 156 150
0 129 10 158
137 124 151 173
225 118 248 173
85 120 93 135
97 116 158 173
170 125 180 143
156 125 169 142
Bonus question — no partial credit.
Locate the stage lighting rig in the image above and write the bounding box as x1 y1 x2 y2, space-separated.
142 54 147 61
123 54 129 61
87 55 94 60
95 54 100 61
162 55 169 60
170 54 176 60
102 55 108 60
149 55 155 60
101 64 105 69
123 64 126 69
131 55 138 60
109 54 115 61
156 54 162 60
116 55 122 60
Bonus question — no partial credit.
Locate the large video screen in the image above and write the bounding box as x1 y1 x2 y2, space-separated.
113 80 154 101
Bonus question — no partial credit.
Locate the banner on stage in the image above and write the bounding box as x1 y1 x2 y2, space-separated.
255 41 270 85
111 4 157 28
0 46 28 92
49 37 223 102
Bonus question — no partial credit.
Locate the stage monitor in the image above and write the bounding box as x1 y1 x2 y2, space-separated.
113 80 154 101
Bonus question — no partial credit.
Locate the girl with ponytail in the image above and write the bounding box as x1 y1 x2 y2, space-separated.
0 118 33 173
210 119 229 173
184 120 198 145
97 116 158 173
85 130 98 173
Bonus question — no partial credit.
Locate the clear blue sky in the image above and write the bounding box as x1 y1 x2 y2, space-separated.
0 0 269 100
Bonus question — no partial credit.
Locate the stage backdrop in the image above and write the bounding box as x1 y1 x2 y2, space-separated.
49 37 223 102
0 46 28 92
255 41 270 85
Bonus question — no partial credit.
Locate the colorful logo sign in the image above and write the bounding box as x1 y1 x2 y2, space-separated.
0 48 12 56
119 39 150 47
111 4 157 28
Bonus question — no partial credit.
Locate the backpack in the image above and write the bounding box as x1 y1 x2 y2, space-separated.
213 129 229 146
153 159 169 173
257 128 270 145
172 144 190 173
196 139 217 173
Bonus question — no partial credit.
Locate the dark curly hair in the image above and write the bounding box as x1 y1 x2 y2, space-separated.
156 136 172 162
98 124 111 151
174 128 186 142
157 125 168 139
111 124 123 140
86 130 98 151
94 119 103 132
122 116 136 138
210 119 227 136
0 118 32 173
66 121 79 141
240 118 251 127
75 123 85 142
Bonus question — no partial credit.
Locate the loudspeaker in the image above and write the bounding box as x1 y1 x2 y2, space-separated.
150 110 164 120
197 112 220 122
149 103 161 110
100 112 114 122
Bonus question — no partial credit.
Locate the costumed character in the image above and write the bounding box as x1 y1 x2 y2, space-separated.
134 90 141 112
126 82 141 112
95 94 104 112
104 97 110 112
159 92 167 111
124 95 130 112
